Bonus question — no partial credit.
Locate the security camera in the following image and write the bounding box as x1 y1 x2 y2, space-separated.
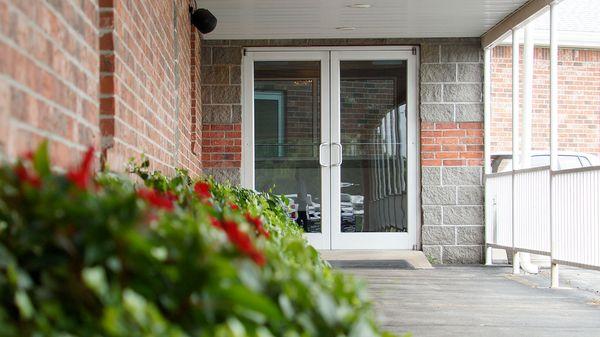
190 8 217 34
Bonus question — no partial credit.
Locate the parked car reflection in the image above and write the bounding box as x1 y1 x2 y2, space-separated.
283 192 368 233
491 151 600 172
285 194 321 233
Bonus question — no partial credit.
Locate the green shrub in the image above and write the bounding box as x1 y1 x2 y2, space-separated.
0 143 397 337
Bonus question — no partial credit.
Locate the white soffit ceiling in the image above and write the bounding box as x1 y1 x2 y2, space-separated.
200 0 529 40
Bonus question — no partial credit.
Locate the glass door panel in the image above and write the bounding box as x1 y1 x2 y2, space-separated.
254 61 322 233
247 52 331 249
339 60 408 233
331 51 417 249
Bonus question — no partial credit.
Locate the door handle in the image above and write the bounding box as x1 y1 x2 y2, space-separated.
319 142 329 167
332 142 343 167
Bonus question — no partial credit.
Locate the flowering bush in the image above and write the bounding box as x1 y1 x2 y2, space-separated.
0 143 397 337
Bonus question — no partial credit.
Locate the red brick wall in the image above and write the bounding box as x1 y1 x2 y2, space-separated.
0 0 100 166
1 0 202 174
491 46 600 156
421 122 484 166
100 0 201 175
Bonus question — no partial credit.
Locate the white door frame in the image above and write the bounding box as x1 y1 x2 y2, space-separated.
330 50 418 249
241 50 332 249
241 46 419 250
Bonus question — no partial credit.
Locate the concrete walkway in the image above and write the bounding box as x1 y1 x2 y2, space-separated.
346 266 600 337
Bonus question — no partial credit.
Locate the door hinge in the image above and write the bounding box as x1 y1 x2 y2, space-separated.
411 47 417 55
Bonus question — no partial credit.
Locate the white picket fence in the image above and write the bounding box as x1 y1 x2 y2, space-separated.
485 166 600 271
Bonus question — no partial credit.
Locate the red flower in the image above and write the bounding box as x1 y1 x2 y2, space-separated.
137 188 175 211
14 163 42 188
66 147 95 189
165 191 178 202
194 181 212 200
245 212 270 239
228 202 239 211
220 219 266 267
249 249 266 266
22 151 35 161
209 216 222 229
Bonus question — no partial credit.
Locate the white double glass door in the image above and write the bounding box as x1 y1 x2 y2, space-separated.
243 47 417 250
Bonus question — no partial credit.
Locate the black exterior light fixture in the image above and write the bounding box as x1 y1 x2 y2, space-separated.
189 1 217 34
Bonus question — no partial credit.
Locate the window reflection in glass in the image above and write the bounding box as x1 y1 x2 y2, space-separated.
339 60 408 233
254 61 322 233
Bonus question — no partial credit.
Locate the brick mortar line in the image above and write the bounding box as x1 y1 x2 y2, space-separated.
127 0 173 65
111 22 174 91
109 121 174 166
111 137 173 169
61 0 98 39
111 44 175 114
35 1 98 61
0 33 98 106
172 0 182 167
112 42 177 113
111 74 177 143
112 27 173 88
1 75 99 132
9 118 89 152
112 97 176 150
111 67 176 125
113 13 175 88
111 87 176 139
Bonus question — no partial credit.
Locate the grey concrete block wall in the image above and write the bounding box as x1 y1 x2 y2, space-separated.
421 167 484 263
201 38 485 263
420 43 483 122
419 41 484 264
420 166 484 263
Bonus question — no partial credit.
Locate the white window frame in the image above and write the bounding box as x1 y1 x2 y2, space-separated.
254 91 285 157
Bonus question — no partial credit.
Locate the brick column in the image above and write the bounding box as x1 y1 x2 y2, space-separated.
98 0 115 168
420 43 485 264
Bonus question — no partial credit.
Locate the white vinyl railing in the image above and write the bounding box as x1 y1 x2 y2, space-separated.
514 167 550 255
553 167 600 269
485 166 600 272
485 172 513 248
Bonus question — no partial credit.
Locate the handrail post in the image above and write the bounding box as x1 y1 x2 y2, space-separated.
484 47 493 266
511 28 521 274
549 2 559 288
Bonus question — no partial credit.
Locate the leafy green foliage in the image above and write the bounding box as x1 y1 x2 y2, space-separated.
0 143 398 337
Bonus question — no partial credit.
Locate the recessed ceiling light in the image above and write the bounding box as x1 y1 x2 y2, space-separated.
336 26 357 31
347 4 372 8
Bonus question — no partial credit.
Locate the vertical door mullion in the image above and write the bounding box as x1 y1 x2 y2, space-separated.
321 51 332 249
330 51 342 248
241 53 255 189
408 52 418 248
